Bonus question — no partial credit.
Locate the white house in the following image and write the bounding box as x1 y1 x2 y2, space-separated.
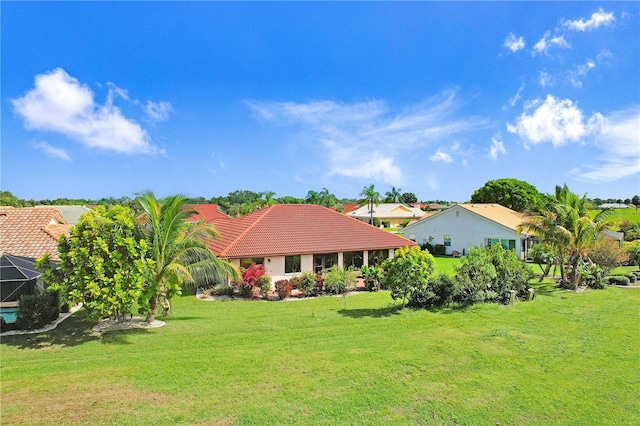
346 203 426 227
400 203 533 259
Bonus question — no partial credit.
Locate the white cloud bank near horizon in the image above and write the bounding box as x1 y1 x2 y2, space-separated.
246 91 488 185
12 68 167 155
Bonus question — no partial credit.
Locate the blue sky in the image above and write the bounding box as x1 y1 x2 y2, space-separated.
2 2 639 202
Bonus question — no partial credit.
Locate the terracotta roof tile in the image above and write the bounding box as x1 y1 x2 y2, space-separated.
186 204 230 222
0 207 71 261
208 204 417 258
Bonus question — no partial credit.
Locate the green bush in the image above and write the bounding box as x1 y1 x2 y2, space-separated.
258 275 272 298
290 275 303 289
299 272 318 296
434 244 446 256
626 274 637 283
408 273 460 309
361 265 382 292
382 220 391 228
372 217 381 227
421 242 435 254
608 276 630 286
275 280 293 300
323 266 356 294
381 246 437 306
15 290 60 330
211 283 235 296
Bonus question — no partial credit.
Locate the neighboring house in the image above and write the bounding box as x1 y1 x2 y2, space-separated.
34 205 92 225
400 203 533 259
186 204 230 222
0 207 71 302
346 203 426 227
599 203 630 209
0 207 71 261
207 204 417 282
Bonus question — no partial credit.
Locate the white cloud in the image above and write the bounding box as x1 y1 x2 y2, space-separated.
144 100 173 123
430 150 453 163
34 141 71 161
12 68 160 154
507 94 604 147
571 107 640 182
596 49 613 63
509 80 525 106
562 9 615 32
488 134 506 160
532 32 570 56
246 91 486 184
504 33 525 53
569 60 596 88
539 71 552 89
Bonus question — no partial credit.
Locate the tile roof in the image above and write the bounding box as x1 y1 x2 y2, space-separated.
186 204 230 222
0 207 71 261
456 204 526 231
34 205 92 225
207 204 417 258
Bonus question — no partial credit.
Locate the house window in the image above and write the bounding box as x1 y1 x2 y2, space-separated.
368 249 389 266
443 235 451 247
343 251 363 269
313 253 338 273
240 258 264 269
485 238 516 251
285 255 301 274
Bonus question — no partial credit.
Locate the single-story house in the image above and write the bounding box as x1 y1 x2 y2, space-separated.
0 207 71 261
0 207 71 302
400 203 533 259
207 204 418 282
346 203 427 227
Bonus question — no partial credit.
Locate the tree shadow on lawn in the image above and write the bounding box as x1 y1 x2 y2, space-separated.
0 311 100 350
337 304 403 318
529 279 562 296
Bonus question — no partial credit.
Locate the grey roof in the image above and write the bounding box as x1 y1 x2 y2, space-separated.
34 205 92 225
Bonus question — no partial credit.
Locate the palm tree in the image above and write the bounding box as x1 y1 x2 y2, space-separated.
137 191 240 322
305 190 320 205
384 186 402 203
359 184 381 225
519 186 615 290
262 190 276 207
318 187 338 208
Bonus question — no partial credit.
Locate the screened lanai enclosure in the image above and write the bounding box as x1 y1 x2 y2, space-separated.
0 253 50 303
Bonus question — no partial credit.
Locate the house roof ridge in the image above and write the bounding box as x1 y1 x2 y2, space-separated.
218 205 275 257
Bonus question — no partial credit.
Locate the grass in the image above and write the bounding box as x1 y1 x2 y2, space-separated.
591 207 640 225
1 284 639 425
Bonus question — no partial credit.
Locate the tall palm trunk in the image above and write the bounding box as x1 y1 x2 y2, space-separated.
146 294 159 323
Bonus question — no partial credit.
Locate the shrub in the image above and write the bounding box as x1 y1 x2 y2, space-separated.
299 272 318 296
258 275 272 298
210 283 235 296
486 244 534 301
608 276 630 286
624 241 640 266
400 218 412 228
582 264 606 289
587 238 629 276
433 244 446 256
382 220 391 228
421 242 435 254
626 274 637 283
381 246 437 306
15 290 60 330
361 265 382 292
275 280 293 300
454 247 497 304
408 273 459 309
290 275 303 289
323 266 356 294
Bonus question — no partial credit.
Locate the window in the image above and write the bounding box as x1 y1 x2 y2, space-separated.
485 238 516 251
313 253 338 273
285 255 301 274
343 251 363 269
443 235 451 247
368 249 389 266
240 258 264 269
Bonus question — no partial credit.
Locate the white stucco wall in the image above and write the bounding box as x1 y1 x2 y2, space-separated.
402 206 524 258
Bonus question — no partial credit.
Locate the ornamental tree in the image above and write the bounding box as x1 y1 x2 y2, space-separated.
381 246 437 307
36 205 153 322
470 178 542 212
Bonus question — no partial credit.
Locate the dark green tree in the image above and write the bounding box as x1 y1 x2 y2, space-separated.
470 178 542 212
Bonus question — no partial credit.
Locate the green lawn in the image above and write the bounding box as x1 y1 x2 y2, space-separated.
1 285 638 425
591 207 640 225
